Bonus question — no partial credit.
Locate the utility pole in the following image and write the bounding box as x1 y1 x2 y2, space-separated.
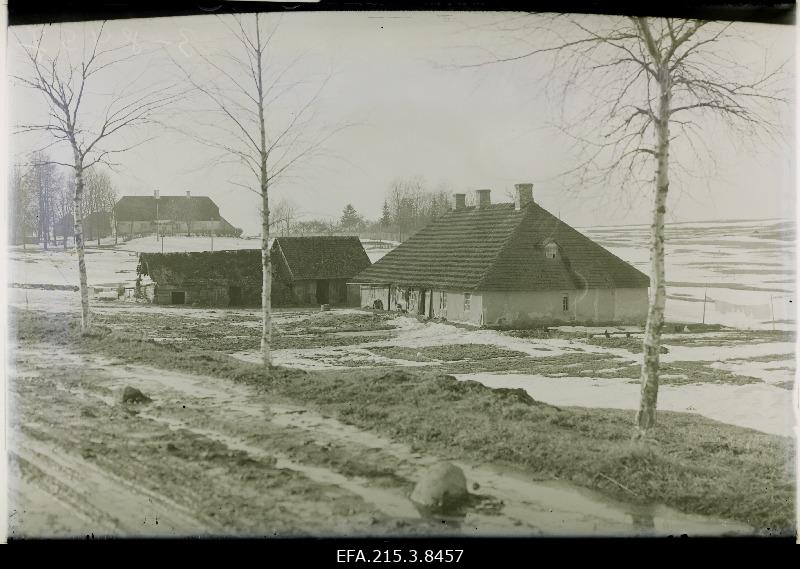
701 287 708 325
155 189 160 242
769 295 775 331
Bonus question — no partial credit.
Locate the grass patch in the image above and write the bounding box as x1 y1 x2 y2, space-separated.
11 308 795 533
367 344 527 362
586 337 668 354
72 310 390 353
279 311 397 334
664 330 795 348
658 362 761 386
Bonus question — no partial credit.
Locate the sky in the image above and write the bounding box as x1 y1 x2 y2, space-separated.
6 11 796 235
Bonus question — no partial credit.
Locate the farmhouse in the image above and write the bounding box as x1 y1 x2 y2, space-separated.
114 191 241 239
137 236 371 307
350 184 650 327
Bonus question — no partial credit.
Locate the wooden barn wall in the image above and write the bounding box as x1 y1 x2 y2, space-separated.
346 283 362 307
153 280 260 307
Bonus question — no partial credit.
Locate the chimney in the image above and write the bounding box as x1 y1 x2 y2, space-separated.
453 193 466 211
514 183 533 210
186 190 191 198
154 189 159 200
475 189 491 209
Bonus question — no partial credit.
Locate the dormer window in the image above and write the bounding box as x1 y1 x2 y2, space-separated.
544 241 559 260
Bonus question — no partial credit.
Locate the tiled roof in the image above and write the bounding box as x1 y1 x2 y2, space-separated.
351 202 649 291
273 236 371 281
114 196 221 222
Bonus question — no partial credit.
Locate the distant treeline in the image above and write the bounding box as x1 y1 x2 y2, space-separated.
272 176 456 242
9 153 117 249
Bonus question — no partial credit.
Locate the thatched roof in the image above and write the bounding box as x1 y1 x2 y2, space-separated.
351 202 649 291
138 237 371 286
138 250 261 285
272 236 371 281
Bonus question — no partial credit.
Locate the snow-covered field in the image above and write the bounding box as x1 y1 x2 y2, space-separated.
452 373 795 437
581 218 795 329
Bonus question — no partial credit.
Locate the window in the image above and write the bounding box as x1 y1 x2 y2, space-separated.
562 295 569 312
464 293 471 312
545 242 559 259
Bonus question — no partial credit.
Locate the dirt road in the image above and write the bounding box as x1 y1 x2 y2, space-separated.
8 344 752 538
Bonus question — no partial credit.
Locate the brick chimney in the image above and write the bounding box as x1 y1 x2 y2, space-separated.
476 189 491 209
453 193 466 211
186 190 191 198
514 183 533 210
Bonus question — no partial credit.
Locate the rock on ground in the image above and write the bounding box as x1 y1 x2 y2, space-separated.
410 462 468 513
121 386 152 405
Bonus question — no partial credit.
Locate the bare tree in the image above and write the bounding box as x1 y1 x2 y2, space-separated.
171 13 346 367
386 176 451 241
9 162 36 250
14 22 178 332
83 167 117 246
465 15 787 438
29 152 63 250
272 197 298 236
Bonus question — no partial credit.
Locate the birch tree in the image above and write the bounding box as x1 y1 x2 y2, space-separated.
465 15 787 438
172 13 345 367
14 22 178 332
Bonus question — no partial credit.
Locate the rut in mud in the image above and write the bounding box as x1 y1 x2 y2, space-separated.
8 344 752 538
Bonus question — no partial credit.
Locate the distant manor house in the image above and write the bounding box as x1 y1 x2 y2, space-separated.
350 183 650 327
114 191 241 239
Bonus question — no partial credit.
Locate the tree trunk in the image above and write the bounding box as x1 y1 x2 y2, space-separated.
72 152 91 332
260 184 272 367
635 68 671 439
255 16 272 369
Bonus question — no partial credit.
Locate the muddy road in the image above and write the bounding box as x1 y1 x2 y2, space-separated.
8 343 752 538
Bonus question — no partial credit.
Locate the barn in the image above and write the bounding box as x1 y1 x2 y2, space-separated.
138 250 262 307
137 236 371 307
350 184 650 327
271 236 371 307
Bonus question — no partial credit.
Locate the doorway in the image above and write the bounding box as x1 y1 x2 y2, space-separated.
229 286 242 306
171 291 186 304
316 279 330 304
417 289 426 315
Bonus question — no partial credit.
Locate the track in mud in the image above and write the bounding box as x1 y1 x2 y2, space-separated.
8 344 752 538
